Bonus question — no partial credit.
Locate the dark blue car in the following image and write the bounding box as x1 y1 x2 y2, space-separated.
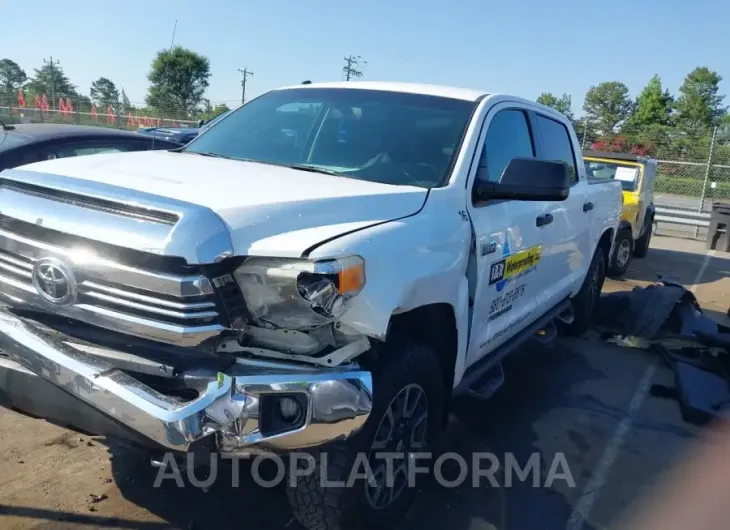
0 123 180 171
136 109 233 145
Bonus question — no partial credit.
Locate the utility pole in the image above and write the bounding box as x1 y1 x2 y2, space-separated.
43 56 60 110
343 55 365 81
238 68 254 104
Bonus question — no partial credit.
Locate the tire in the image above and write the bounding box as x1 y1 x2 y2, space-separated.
608 229 633 277
286 342 445 530
559 244 606 336
633 221 652 258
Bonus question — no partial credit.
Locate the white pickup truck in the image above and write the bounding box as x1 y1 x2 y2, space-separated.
0 82 622 530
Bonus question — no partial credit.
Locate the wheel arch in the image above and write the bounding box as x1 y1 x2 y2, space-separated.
385 303 458 424
618 220 633 237
598 226 615 259
643 203 656 235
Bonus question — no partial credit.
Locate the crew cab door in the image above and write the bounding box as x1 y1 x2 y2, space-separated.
465 105 545 366
531 113 591 309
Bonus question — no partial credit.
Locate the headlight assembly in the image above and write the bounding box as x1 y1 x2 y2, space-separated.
233 255 365 330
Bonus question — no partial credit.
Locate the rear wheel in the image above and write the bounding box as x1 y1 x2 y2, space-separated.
633 221 653 258
608 229 633 277
286 342 444 530
559 245 606 336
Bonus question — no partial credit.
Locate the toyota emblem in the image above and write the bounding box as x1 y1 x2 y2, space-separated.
32 257 77 305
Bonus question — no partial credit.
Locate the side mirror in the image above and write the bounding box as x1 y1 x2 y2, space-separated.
473 158 570 203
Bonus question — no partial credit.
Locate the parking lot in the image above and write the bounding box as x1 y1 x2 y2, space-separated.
0 234 728 530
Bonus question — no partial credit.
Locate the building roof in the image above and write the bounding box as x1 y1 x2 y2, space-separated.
275 81 488 102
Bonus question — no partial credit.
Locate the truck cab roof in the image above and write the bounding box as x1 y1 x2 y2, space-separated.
275 81 489 102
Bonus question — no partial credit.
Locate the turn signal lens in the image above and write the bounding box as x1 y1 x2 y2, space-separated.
337 261 366 294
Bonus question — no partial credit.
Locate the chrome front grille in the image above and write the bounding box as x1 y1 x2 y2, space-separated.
0 248 31 280
0 228 226 347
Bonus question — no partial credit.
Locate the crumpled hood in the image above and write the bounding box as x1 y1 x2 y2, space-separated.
10 150 428 258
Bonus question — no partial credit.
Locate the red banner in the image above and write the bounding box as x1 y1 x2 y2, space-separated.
65 98 73 115
58 98 66 115
106 105 115 124
41 94 49 111
91 104 98 120
18 90 25 108
126 112 136 127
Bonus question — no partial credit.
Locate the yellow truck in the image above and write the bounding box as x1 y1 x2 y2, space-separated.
583 150 657 276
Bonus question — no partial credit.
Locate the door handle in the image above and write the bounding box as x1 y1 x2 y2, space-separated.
536 213 554 227
583 202 594 212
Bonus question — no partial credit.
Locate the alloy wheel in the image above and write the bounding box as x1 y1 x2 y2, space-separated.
365 384 428 509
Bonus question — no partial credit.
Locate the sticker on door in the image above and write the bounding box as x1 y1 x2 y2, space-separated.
488 282 526 321
488 243 542 291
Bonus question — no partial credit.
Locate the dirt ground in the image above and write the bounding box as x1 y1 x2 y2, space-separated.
0 234 728 530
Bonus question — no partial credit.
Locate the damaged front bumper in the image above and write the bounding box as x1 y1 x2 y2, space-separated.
0 309 373 454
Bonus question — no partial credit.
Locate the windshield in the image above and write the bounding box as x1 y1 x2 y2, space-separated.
584 159 640 191
184 88 476 188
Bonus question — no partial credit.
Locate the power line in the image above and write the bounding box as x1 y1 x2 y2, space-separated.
237 67 254 104
343 55 365 81
43 56 60 110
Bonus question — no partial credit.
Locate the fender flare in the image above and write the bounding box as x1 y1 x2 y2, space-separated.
618 220 633 237
642 203 656 236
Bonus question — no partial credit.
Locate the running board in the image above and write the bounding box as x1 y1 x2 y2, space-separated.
464 363 505 401
455 298 572 397
556 305 575 325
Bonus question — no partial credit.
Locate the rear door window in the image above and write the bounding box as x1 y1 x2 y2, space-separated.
535 115 577 183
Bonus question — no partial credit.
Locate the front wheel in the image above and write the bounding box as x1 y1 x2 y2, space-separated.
286 342 444 530
608 229 633 277
559 245 606 336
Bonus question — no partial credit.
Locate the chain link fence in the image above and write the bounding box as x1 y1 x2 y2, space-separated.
0 93 239 131
576 124 730 239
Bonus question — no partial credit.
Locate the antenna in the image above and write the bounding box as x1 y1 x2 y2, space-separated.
169 20 177 50
152 19 179 150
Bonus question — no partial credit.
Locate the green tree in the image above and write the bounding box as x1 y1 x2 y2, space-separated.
536 92 574 121
674 66 726 134
120 89 133 112
0 59 27 101
623 75 673 132
90 77 120 108
24 61 76 100
199 102 231 121
583 81 633 135
574 116 598 148
212 103 231 115
146 46 211 118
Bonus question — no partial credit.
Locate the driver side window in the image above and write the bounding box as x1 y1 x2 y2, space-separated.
476 109 535 183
